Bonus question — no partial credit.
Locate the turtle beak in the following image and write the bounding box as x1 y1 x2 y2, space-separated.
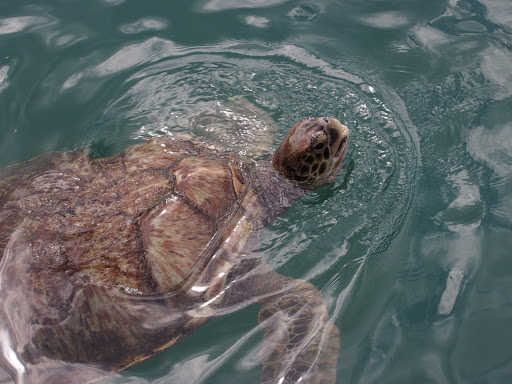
325 117 350 167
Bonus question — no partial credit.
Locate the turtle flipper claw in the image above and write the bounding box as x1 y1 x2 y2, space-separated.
258 281 340 384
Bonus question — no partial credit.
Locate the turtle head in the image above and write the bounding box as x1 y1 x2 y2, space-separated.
272 117 350 188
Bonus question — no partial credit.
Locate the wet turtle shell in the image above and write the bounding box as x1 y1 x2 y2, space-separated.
0 116 349 384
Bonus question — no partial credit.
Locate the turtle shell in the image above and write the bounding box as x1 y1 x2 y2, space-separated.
0 136 252 377
0 116 349 384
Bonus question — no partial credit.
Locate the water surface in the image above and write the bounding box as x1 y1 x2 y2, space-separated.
0 0 511 383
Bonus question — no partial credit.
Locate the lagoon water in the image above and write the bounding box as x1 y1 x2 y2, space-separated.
0 0 511 383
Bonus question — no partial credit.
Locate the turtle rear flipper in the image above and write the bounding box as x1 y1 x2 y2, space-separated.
258 280 340 384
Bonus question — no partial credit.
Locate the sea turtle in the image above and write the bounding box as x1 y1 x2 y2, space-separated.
0 100 350 384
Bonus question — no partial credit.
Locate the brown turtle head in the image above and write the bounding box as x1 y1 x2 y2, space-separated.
272 117 350 188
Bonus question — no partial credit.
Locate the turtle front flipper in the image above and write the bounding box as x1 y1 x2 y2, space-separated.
189 96 277 160
258 280 340 384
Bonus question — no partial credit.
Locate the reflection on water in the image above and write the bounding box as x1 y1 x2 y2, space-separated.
286 3 321 22
0 66 8 94
120 18 168 35
358 11 412 29
468 99 512 223
198 0 290 12
434 170 484 316
0 16 51 35
244 16 271 28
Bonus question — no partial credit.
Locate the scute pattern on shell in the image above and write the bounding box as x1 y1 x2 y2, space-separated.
0 135 248 367
141 196 215 294
174 156 238 221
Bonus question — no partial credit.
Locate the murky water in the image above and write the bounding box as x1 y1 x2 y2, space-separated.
0 0 511 383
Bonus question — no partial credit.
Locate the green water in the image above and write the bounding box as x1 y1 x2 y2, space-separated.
1 0 511 383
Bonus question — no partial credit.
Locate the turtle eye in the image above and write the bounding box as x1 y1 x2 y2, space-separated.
310 130 328 152
313 142 325 151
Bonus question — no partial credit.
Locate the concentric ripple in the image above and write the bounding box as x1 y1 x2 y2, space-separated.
70 41 417 381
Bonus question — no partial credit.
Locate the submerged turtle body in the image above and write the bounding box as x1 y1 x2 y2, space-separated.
0 115 349 384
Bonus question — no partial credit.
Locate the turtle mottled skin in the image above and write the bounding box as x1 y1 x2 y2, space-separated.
0 116 349 384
